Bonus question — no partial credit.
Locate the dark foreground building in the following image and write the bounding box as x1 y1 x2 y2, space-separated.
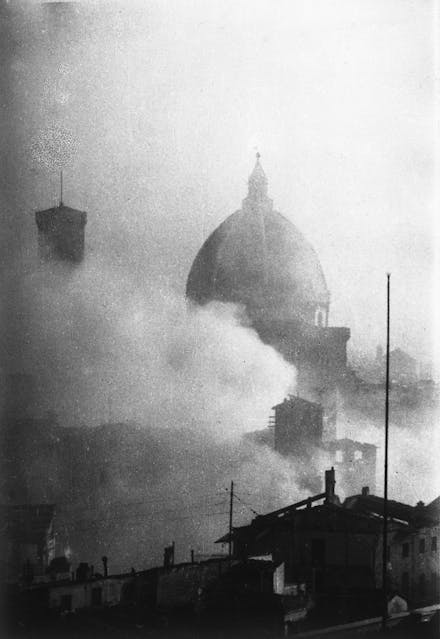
345 491 440 607
4 474 439 637
0 504 55 583
216 468 383 625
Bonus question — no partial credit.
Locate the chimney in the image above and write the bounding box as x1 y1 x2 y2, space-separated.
362 486 370 496
324 467 336 504
163 542 175 568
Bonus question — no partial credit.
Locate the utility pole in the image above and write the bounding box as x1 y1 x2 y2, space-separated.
108 394 113 423
228 481 234 561
382 273 391 630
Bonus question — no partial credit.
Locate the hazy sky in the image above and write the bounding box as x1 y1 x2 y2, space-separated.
2 0 438 365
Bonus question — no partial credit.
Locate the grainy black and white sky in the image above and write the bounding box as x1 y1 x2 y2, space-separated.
1 0 438 366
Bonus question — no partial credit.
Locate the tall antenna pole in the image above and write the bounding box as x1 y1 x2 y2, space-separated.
60 170 63 206
382 273 391 630
228 481 234 561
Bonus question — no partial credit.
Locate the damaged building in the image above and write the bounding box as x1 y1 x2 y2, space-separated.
267 395 377 496
216 468 383 624
216 468 440 625
324 439 377 495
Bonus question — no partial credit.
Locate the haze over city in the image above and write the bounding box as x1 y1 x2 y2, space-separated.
1 2 439 636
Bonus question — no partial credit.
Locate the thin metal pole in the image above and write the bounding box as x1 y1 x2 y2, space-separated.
228 481 234 561
382 273 391 630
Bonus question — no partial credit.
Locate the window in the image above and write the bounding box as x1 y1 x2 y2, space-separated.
354 450 363 460
431 536 437 552
419 538 426 553
335 450 343 462
402 543 409 558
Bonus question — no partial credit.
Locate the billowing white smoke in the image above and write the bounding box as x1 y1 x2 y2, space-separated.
3 255 313 568
15 255 295 436
338 406 440 505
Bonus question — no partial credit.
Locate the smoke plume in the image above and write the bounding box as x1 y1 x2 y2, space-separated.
2 251 310 569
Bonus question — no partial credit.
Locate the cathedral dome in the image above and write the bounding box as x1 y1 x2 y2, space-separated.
186 155 330 325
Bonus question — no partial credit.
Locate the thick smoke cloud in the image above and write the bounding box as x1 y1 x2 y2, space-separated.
338 403 440 504
8 255 294 433
2 252 312 569
4 248 437 570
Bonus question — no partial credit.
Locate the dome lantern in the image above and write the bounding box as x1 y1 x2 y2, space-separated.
247 152 269 201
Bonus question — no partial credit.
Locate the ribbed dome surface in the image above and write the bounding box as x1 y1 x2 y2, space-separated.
186 158 329 324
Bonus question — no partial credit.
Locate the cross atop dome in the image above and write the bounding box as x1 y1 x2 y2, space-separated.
248 152 268 199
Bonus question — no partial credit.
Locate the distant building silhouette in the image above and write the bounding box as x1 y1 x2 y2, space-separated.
270 395 377 496
273 395 323 456
35 203 87 263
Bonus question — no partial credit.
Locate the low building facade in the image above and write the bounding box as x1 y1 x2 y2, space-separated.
345 492 440 607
